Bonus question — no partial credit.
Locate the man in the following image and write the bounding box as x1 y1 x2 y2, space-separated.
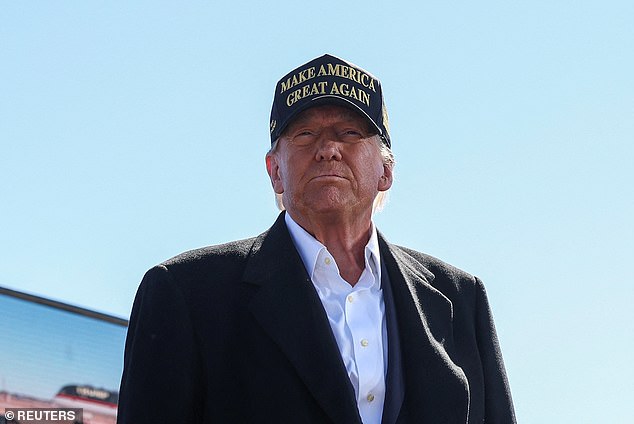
117 54 516 423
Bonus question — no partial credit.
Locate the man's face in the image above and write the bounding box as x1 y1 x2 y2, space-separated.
266 104 393 218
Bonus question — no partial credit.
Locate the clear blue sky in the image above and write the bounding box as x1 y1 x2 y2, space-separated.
2 1 632 422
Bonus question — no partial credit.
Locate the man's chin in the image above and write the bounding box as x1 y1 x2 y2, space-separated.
298 193 362 216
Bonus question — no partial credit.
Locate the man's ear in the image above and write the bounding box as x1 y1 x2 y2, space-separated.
378 164 393 192
265 154 285 194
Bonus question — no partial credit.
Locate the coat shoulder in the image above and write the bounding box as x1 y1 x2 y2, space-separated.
386 244 479 300
144 234 263 294
162 236 258 268
392 245 475 281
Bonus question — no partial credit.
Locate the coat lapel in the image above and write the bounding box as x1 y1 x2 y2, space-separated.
381 260 405 424
244 213 362 424
379 236 471 423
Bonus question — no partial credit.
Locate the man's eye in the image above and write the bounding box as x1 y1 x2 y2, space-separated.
290 131 316 145
341 130 365 139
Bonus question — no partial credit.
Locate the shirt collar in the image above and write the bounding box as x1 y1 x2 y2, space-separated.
285 212 381 286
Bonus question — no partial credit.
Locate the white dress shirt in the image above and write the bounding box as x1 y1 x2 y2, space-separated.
285 212 387 424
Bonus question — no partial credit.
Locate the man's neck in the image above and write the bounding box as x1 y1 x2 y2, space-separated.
286 209 373 286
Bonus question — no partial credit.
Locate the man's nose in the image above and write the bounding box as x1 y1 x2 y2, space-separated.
315 132 342 161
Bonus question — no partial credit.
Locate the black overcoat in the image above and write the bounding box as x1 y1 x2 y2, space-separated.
117 212 515 423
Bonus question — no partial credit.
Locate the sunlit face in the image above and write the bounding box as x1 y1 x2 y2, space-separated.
266 105 393 218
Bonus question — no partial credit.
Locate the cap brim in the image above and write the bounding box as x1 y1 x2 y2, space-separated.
276 95 383 139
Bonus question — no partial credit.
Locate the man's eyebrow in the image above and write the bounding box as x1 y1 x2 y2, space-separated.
282 109 374 138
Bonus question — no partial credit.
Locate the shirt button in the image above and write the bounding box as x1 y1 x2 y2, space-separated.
360 339 369 347
347 295 354 303
367 393 375 402
324 257 332 265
